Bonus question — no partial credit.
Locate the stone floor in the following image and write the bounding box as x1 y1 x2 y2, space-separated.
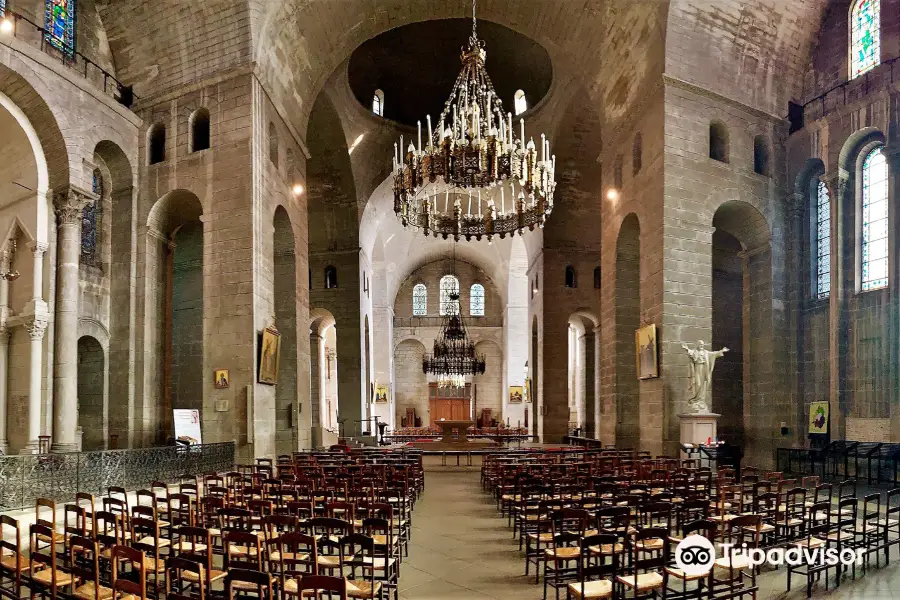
401 468 900 599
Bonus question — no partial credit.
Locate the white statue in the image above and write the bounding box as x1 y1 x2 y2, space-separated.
681 340 729 413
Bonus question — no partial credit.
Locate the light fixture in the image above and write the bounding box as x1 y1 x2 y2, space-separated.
0 18 13 35
422 246 486 379
292 184 304 196
391 0 555 242
606 188 619 201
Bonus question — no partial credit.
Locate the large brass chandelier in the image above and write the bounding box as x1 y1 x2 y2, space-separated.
392 0 556 242
422 292 487 379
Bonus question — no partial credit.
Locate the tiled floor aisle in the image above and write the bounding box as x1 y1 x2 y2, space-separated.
402 469 900 599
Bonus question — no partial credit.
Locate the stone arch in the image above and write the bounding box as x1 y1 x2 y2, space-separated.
711 200 772 459
393 338 427 428
838 127 885 175
274 206 297 454
615 213 640 449
77 335 106 451
143 190 204 446
93 140 135 446
309 307 337 446
473 339 503 424
569 311 598 437
0 65 67 194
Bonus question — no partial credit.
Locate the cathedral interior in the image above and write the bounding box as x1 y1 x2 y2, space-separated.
2 0 900 598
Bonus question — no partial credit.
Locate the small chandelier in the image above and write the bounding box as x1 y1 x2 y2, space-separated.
392 0 556 242
423 292 486 378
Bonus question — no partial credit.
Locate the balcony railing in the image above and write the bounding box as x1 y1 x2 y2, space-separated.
0 10 134 106
393 316 504 328
0 441 234 511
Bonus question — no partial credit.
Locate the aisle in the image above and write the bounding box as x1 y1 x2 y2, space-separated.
401 469 900 600
400 469 537 599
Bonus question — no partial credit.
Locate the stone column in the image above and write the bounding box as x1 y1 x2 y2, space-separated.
23 317 47 452
0 244 13 453
52 187 95 452
310 332 324 448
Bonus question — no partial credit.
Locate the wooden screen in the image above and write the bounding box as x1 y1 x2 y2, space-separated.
428 383 471 426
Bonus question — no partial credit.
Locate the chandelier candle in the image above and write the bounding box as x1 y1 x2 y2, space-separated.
391 0 556 242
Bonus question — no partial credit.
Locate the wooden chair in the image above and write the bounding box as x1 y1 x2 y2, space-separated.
34 499 65 550
340 533 382 600
787 500 832 597
665 519 716 600
171 527 226 591
166 556 205 600
714 515 760 598
0 516 29 600
567 533 617 600
28 523 74 600
130 517 167 597
272 532 318 599
296 575 347 600
68 535 113 600
111 545 147 600
225 568 272 600
615 527 668 598
543 528 581 600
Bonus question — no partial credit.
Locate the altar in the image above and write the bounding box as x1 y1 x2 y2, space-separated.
436 419 475 443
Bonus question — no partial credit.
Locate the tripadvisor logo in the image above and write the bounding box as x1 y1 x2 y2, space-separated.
675 536 864 572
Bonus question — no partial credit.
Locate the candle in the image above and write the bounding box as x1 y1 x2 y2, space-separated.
400 135 404 160
508 113 513 147
439 119 445 142
417 121 422 154
541 134 546 163
394 143 398 171
520 119 525 150
445 189 450 212
427 115 433 150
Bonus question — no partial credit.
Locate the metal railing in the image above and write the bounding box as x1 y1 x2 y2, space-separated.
0 9 134 106
0 442 234 511
393 316 503 328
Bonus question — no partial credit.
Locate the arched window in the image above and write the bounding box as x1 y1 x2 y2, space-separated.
148 123 166 165
470 283 485 316
593 267 601 289
439 275 460 316
324 266 338 289
191 108 210 152
861 146 888 290
82 168 102 267
565 266 577 288
709 121 728 162
514 90 527 116
851 0 880 79
372 89 384 116
45 0 76 56
753 135 770 176
632 133 642 175
813 180 831 299
268 122 279 166
413 283 427 315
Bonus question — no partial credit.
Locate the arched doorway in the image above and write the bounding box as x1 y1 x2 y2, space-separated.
310 309 338 446
146 190 204 446
274 207 297 454
393 338 427 428
77 336 106 450
615 214 641 449
568 313 598 437
711 201 772 461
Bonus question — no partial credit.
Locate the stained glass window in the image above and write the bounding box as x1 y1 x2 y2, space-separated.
45 0 76 56
814 180 831 299
470 283 485 316
439 275 460 316
861 146 888 290
81 168 101 266
0 0 6 17
413 283 427 316
851 0 880 79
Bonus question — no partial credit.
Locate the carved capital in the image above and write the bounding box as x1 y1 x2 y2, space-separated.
28 241 48 260
24 317 47 341
53 186 97 226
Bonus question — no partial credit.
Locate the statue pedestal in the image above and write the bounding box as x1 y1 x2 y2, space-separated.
679 412 720 453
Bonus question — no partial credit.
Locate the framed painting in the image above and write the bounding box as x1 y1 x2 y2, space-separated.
635 323 659 380
258 326 281 385
214 369 229 389
809 401 829 435
509 385 524 404
375 384 389 404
